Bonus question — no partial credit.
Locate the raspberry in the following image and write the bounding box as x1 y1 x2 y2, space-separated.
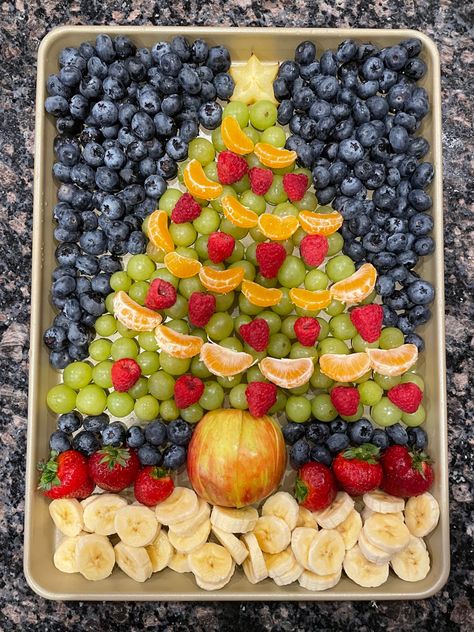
387 382 423 414
145 278 177 310
300 234 329 267
174 374 205 409
330 386 360 417
294 317 321 347
245 382 278 417
350 304 384 343
207 231 235 263
188 292 216 327
217 151 248 185
283 173 308 201
248 167 273 195
239 318 270 352
255 242 287 278
171 192 202 224
111 358 141 392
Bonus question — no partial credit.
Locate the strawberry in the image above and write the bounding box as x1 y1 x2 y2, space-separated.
381 445 434 498
248 167 273 195
294 317 321 346
349 304 384 343
332 444 383 496
330 386 360 417
217 151 248 184
245 382 277 417
134 466 174 507
188 292 216 327
283 173 308 201
387 382 423 414
239 318 270 352
207 231 235 263
111 358 141 392
145 278 177 310
295 461 337 511
255 242 287 278
174 374 204 409
171 192 202 224
299 234 329 267
37 450 93 499
88 446 140 492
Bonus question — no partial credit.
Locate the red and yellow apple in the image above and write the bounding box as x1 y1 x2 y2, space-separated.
186 408 287 508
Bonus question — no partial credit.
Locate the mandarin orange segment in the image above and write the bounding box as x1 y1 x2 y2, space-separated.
221 195 259 228
253 142 297 168
241 279 283 307
163 251 202 279
220 116 255 155
289 288 332 311
154 325 203 359
257 213 300 240
259 357 314 389
329 263 377 304
200 342 254 377
298 210 344 236
366 344 418 377
319 353 371 383
113 291 163 332
147 210 174 253
183 159 223 200
199 265 244 294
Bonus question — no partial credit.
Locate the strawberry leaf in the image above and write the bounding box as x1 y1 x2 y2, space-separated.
151 467 170 480
343 443 380 464
98 446 130 470
294 478 308 504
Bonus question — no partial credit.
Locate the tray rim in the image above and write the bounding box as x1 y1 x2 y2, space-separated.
25 25 449 601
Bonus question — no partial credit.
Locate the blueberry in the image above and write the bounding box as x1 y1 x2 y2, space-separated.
388 265 408 283
408 189 432 212
191 38 209 63
176 65 201 95
371 429 389 451
52 275 76 299
309 445 332 467
316 185 336 205
349 214 373 237
79 229 106 255
357 80 379 99
68 343 89 360
362 231 387 253
407 427 427 450
375 275 396 297
153 112 177 138
207 45 231 73
336 39 357 63
348 419 374 445
161 445 186 470
282 422 305 445
306 422 330 445
405 332 425 351
408 305 431 327
49 430 72 454
75 278 92 296
379 69 398 93
45 95 70 117
388 125 409 154
47 74 72 98
108 60 130 85
295 40 316 65
95 166 119 192
138 444 163 466
312 166 331 188
49 349 71 369
273 78 290 101
330 419 348 435
72 430 100 456
328 161 348 184
384 45 408 71
114 34 135 58
83 414 109 433
299 61 320 81
104 146 126 170
414 236 435 256
407 279 435 305
326 433 349 453
58 412 83 434
101 421 127 447
62 298 81 322
408 137 430 159
165 135 188 161
399 156 418 178
167 419 193 446
340 176 363 197
404 57 427 80
289 438 311 469
398 315 415 335
91 100 117 127
373 251 397 270
198 101 222 130
95 33 115 63
277 60 299 84
343 240 366 262
131 111 155 141
320 50 338 75
400 38 422 57
144 420 167 446
102 76 126 100
386 423 409 446
79 292 105 317
156 154 178 180
123 425 144 449
124 231 145 255
315 76 339 101
338 138 364 165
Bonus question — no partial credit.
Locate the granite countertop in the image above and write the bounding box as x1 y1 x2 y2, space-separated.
1 1 473 630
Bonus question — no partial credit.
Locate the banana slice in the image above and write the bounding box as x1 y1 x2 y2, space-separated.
291 527 318 569
273 559 304 586
252 515 291 554
296 507 318 529
211 505 259 533
361 506 404 523
299 569 341 591
195 562 235 591
363 489 405 514
49 498 84 537
391 535 430 581
404 492 440 537
188 542 234 585
261 491 299 531
53 536 80 573
343 544 389 588
75 534 115 581
358 528 392 565
363 513 410 554
264 547 296 579
168 518 211 554
335 509 362 550
211 526 249 565
80 496 98 532
146 531 174 572
168 551 191 573
313 492 354 529
155 487 198 526
307 529 345 575
241 532 268 583
114 541 153 583
115 505 159 547
168 499 210 537
83 493 128 536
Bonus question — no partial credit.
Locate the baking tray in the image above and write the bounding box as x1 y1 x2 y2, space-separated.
25 26 449 600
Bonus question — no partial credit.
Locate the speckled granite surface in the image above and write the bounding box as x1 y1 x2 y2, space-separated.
1 1 473 630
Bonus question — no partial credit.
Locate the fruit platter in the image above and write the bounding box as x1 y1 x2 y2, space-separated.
25 27 448 600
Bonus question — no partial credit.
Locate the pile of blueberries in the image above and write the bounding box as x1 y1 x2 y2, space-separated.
51 412 193 470
283 418 428 469
275 38 435 350
43 34 233 368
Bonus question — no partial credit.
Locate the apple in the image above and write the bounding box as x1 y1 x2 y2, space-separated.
187 408 287 508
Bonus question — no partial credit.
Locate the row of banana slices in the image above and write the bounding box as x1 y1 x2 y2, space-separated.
50 486 440 590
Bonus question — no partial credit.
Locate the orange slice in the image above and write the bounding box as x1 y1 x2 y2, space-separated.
199 265 244 294
154 324 203 359
241 279 283 307
221 195 258 228
113 291 163 332
220 116 254 155
163 252 202 279
147 210 174 253
319 353 371 383
366 344 418 377
200 342 254 377
183 159 223 200
259 357 314 389
289 288 332 311
257 213 300 241
254 142 297 168
298 210 344 236
330 263 377 304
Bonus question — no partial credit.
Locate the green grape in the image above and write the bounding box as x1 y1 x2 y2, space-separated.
318 337 349 355
219 216 247 240
227 241 245 264
295 306 320 318
230 260 255 281
204 161 219 182
177 159 189 185
269 388 287 414
267 333 291 358
218 373 242 389
249 227 266 242
281 315 298 339
246 365 267 383
290 342 316 359
329 314 357 340
240 190 267 215
243 343 266 361
271 287 293 316
110 271 131 292
134 394 160 421
358 380 384 406
127 255 155 281
128 376 149 399
159 352 190 376
311 393 338 422
289 383 310 396
326 255 355 282
111 337 139 360
310 365 334 390
352 334 380 352
146 242 165 263
260 125 286 147
190 356 212 379
286 396 311 423
258 310 282 335
402 405 426 427
325 299 345 317
211 127 226 152
229 384 249 410
249 100 278 130
205 312 234 341
340 402 364 422
92 361 113 389
214 291 235 312
220 336 244 352
195 235 209 260
255 274 278 289
354 370 372 384
46 384 77 414
274 202 299 218
188 137 215 165
76 385 107 416
164 294 188 319
278 255 306 289
63 362 92 389
179 276 204 300
166 319 189 334
294 167 312 181
401 373 425 391
292 227 306 247
204 260 225 271
193 207 220 234
105 292 116 314
373 373 401 390
138 331 159 351
242 126 260 144
159 188 182 214
371 397 402 427
326 232 344 256
361 290 377 305
245 242 258 266
190 328 207 342
239 293 263 316
223 101 249 127
282 239 295 254
116 321 139 339
246 153 264 169
305 270 329 290
273 163 294 176
129 281 149 305
379 327 405 350
233 174 251 194
294 191 317 211
265 175 288 205
317 317 330 340
211 186 237 213
94 314 117 337
89 338 112 362
169 222 197 247
148 371 175 400
181 403 204 423
160 399 180 421
234 314 252 332
176 246 199 260
151 268 179 288
199 381 224 410
137 351 160 375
